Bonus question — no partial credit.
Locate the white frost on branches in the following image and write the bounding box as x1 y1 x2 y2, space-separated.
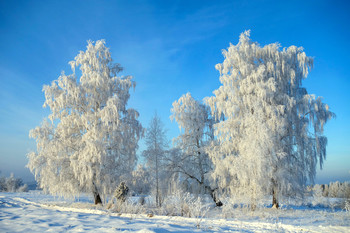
27 40 143 203
206 31 334 205
170 93 216 197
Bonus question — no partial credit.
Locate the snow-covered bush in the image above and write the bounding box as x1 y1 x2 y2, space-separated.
190 196 211 229
328 181 341 197
106 182 146 214
0 177 5 191
0 174 28 192
161 188 211 220
344 199 350 213
108 199 145 214
107 197 145 214
312 184 327 206
161 190 193 217
337 182 350 198
6 174 20 192
323 184 329 197
114 182 129 203
17 184 28 192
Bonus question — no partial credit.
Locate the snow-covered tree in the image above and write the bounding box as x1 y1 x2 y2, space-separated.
114 181 129 203
206 31 334 207
142 113 168 207
323 184 329 197
0 177 4 191
131 164 151 195
27 40 143 204
170 93 220 205
0 173 28 192
322 182 350 198
312 184 326 206
328 181 341 197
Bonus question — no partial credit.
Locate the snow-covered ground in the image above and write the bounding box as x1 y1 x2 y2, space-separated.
1 191 349 232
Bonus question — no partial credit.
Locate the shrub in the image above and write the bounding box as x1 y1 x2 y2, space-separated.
0 173 28 192
114 182 129 203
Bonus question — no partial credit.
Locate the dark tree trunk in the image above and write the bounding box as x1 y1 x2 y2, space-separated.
271 177 279 208
94 192 102 205
92 174 102 205
207 187 223 207
272 189 279 208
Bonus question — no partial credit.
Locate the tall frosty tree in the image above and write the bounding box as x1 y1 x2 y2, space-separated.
170 93 220 205
142 113 168 207
206 31 334 207
27 40 143 204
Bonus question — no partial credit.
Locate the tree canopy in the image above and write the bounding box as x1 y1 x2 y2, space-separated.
27 40 143 204
206 31 334 207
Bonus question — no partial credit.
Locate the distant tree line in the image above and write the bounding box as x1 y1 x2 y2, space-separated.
311 181 350 199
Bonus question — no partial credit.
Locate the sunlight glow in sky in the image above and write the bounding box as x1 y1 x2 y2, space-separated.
0 0 349 183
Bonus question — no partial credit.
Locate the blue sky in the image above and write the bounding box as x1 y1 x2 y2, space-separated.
0 0 349 183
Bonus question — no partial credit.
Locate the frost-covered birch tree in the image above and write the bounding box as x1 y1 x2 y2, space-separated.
27 40 143 204
131 164 151 195
142 113 168 207
170 93 221 205
206 31 334 208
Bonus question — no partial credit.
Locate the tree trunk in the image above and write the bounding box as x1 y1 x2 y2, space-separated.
271 177 279 208
207 186 223 206
156 152 160 207
92 179 102 205
272 189 279 208
94 191 102 205
196 137 222 207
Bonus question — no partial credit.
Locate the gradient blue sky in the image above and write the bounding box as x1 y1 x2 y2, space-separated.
0 0 349 183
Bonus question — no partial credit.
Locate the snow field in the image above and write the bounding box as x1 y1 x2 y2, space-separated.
1 191 349 232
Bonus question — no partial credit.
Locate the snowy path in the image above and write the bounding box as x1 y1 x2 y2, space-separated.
0 193 349 232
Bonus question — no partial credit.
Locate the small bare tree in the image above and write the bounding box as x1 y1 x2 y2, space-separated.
142 113 168 207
